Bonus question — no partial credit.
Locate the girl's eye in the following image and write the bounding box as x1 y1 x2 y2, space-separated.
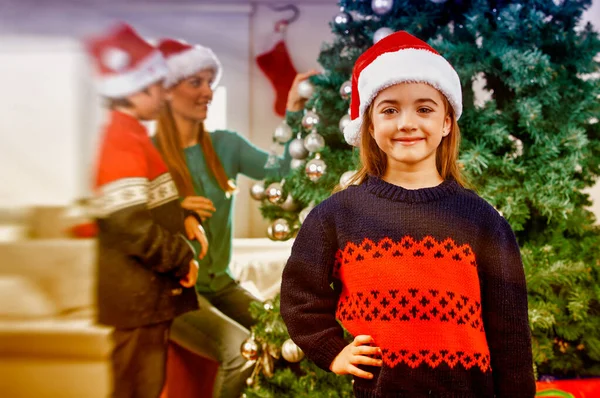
382 108 397 115
418 107 433 114
189 79 202 87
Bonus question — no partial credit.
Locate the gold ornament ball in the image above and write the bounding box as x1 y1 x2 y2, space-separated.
265 182 285 205
281 339 305 362
305 158 327 182
290 158 305 170
250 181 266 201
304 131 326 153
246 377 255 387
280 194 299 211
240 336 260 361
274 121 293 144
267 218 291 241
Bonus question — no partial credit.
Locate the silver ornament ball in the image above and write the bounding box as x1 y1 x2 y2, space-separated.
339 80 352 100
289 138 309 160
305 158 327 182
372 0 394 15
299 206 314 224
267 218 291 241
301 111 320 130
246 377 254 387
290 158 306 170
304 131 326 153
374 27 394 44
334 11 353 27
339 114 352 133
240 336 260 361
274 121 293 144
280 194 299 211
297 80 314 99
281 339 305 363
250 181 266 201
265 182 285 205
340 170 357 187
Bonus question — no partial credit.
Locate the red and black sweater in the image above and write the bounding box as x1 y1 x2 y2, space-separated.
280 175 535 398
94 111 199 329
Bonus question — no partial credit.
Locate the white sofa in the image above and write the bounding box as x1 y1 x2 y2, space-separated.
0 237 292 398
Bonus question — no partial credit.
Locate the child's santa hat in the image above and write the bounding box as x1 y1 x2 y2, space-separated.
157 39 222 89
85 23 168 99
343 31 462 147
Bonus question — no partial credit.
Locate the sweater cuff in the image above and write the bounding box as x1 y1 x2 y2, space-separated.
183 208 203 226
309 335 349 372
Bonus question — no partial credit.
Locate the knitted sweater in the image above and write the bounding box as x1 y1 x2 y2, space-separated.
280 175 535 398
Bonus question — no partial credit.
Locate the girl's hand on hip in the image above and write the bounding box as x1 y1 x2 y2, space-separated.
286 70 320 112
329 335 382 379
182 196 216 221
184 216 209 260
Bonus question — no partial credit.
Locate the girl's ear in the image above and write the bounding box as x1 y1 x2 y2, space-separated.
442 114 452 137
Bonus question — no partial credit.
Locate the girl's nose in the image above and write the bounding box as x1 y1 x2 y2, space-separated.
396 112 417 132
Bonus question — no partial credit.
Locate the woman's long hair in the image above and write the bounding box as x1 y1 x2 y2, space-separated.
340 98 466 190
154 102 236 196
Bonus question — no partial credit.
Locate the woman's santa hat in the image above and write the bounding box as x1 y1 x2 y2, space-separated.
84 23 168 99
343 31 462 147
157 39 222 89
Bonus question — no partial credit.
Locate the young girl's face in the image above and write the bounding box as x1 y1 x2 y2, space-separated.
168 69 215 122
370 82 451 172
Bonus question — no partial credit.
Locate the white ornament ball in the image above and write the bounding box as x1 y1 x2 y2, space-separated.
274 121 293 144
340 170 358 187
240 336 260 361
372 0 394 15
301 111 320 130
299 206 314 224
290 158 306 170
304 131 326 153
267 218 291 241
280 195 299 212
281 339 305 363
374 27 394 44
250 181 266 201
265 182 285 205
289 138 309 160
339 114 352 133
297 80 314 99
305 158 327 182
339 80 352 100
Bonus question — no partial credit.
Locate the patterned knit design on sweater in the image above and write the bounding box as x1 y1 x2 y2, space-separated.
334 236 490 372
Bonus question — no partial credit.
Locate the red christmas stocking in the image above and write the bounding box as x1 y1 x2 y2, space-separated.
256 39 297 117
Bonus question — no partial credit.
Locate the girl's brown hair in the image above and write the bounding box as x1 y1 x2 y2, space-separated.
154 102 236 196
340 96 466 190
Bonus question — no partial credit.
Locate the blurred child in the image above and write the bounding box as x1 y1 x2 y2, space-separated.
85 23 208 398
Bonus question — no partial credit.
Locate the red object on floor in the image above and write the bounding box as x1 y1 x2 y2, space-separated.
68 222 98 238
536 379 600 397
162 342 219 398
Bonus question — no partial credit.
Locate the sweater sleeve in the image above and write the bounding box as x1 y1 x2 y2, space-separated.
95 142 193 278
280 205 348 371
478 214 535 398
236 110 300 179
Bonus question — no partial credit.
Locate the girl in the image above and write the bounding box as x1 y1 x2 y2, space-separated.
280 31 535 398
154 38 314 397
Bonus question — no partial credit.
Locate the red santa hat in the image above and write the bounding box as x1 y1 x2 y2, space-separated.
157 38 222 89
84 23 168 99
343 31 462 147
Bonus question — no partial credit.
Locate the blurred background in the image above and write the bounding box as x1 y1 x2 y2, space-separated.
0 0 598 397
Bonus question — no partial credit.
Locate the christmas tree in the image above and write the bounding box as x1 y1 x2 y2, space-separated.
245 0 600 395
